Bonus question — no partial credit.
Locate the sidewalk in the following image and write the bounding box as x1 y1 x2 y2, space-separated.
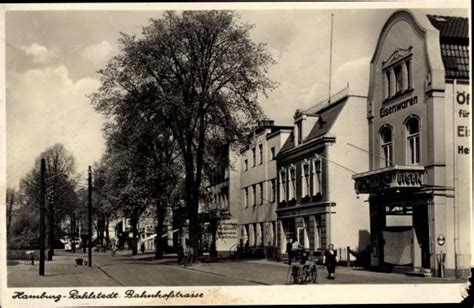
7 253 120 287
162 258 466 285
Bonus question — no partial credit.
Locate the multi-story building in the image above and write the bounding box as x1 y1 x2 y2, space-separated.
239 120 292 256
276 86 370 258
204 144 241 257
352 10 470 277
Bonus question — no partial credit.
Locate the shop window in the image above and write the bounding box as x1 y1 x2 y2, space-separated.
380 127 393 167
279 169 286 203
312 158 322 195
406 117 420 165
259 144 263 165
314 215 322 249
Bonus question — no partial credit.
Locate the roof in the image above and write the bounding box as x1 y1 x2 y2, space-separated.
278 98 347 154
427 15 470 80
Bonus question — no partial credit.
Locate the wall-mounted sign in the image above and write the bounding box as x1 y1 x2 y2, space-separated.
396 171 422 186
354 166 424 193
380 96 418 118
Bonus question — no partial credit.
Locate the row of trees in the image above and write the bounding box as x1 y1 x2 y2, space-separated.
89 10 275 261
7 11 274 262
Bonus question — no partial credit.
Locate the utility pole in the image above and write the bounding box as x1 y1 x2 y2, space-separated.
39 159 45 276
88 166 92 267
72 212 76 253
48 183 55 261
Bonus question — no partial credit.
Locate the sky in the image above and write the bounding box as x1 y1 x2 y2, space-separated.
4 5 469 188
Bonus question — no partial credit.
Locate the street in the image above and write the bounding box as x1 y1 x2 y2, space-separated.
8 250 465 287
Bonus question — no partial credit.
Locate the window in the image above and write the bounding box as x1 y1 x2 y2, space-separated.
380 127 393 167
312 159 322 195
270 179 276 202
259 183 264 205
385 71 392 98
297 121 303 144
394 65 402 94
271 147 276 160
279 169 286 203
244 159 248 171
383 58 412 99
406 118 420 164
244 188 248 208
301 163 310 197
252 184 257 206
259 144 263 165
252 148 256 167
289 167 296 200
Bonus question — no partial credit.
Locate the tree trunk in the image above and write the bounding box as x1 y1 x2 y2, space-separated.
105 219 110 246
131 216 138 256
154 203 166 259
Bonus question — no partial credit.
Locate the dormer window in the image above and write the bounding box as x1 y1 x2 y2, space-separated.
296 120 303 144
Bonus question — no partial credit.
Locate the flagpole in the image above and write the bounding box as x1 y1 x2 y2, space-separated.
328 13 334 103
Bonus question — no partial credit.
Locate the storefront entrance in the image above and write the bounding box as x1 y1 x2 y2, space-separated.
371 196 431 272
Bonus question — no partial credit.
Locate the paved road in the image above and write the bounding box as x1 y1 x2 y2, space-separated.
8 250 466 287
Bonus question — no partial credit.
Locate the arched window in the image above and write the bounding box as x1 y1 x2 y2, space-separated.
406 117 420 164
380 127 393 167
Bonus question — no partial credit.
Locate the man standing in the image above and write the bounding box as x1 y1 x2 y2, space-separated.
323 243 338 279
292 239 300 262
286 238 293 264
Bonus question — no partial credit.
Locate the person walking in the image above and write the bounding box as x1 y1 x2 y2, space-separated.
323 243 338 279
140 242 146 254
286 238 293 265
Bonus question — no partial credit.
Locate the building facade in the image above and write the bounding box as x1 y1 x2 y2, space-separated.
204 144 241 256
352 10 470 277
276 86 370 258
239 120 292 256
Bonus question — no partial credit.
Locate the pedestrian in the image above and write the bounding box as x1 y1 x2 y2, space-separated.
323 243 338 279
186 241 194 266
112 245 117 257
140 243 145 254
291 239 300 261
286 238 293 265
176 242 184 265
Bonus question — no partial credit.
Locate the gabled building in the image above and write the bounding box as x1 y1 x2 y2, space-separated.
352 10 470 277
239 120 292 257
276 86 370 258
